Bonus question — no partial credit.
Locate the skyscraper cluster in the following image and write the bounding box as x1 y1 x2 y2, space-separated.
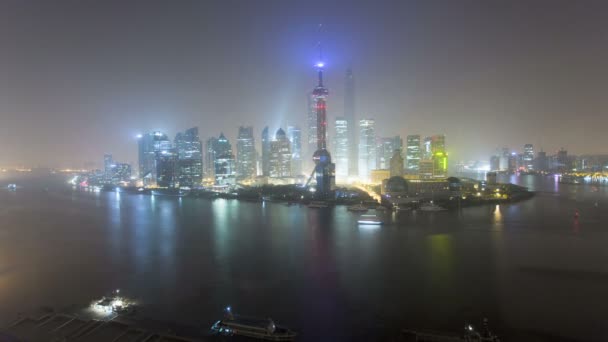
138 128 202 188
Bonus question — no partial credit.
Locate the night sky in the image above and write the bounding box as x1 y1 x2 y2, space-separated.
1 0 607 168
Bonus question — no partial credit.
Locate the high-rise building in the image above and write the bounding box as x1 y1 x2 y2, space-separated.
377 136 402 169
138 131 172 186
236 126 256 179
406 135 421 172
490 155 500 171
334 117 349 181
499 147 510 171
309 57 335 195
174 127 203 188
423 137 432 160
556 148 569 172
269 128 292 178
205 137 218 179
536 151 548 172
523 144 534 171
103 154 113 182
213 133 236 185
389 149 404 177
344 68 357 177
156 149 179 188
287 125 302 177
110 163 131 184
358 119 376 181
430 135 447 177
261 126 270 177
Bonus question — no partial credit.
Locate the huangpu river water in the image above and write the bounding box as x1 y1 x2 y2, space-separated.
0 173 607 341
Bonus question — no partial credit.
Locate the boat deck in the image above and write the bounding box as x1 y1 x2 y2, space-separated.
1 314 205 342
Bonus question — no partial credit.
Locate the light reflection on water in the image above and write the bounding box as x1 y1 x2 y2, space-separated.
0 174 607 340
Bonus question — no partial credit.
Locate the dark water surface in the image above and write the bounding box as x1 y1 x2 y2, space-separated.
0 173 607 341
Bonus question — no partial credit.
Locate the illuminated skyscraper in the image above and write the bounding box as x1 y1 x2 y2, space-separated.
205 137 218 179
236 126 256 179
430 134 447 177
138 131 172 186
103 154 113 182
423 136 432 159
212 133 236 185
174 127 203 187
261 126 270 177
406 134 421 172
523 144 534 170
287 125 302 176
334 117 349 181
269 128 292 178
344 68 357 177
358 119 376 181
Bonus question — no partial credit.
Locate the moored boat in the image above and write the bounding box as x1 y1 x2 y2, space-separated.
211 307 296 341
419 201 447 212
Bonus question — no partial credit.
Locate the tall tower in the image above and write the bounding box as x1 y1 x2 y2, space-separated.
236 126 256 179
308 50 335 196
344 68 357 177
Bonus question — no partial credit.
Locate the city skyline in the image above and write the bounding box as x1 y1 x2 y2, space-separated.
1 1 608 168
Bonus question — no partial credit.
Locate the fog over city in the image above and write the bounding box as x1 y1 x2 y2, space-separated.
1 0 607 168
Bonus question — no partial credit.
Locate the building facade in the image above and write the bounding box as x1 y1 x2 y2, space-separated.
334 117 349 181
236 126 256 179
406 135 421 173
174 127 203 187
358 119 376 181
269 128 292 178
261 126 270 177
287 125 302 177
138 131 172 186
344 67 358 177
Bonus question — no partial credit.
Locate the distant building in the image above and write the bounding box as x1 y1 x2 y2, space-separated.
358 119 376 181
334 117 349 181
104 154 113 182
205 137 218 179
499 147 510 171
556 148 569 172
174 127 203 188
406 135 421 173
431 135 447 177
236 126 256 179
377 136 402 169
269 128 292 178
370 169 390 185
207 133 236 186
110 163 131 184
490 155 500 171
156 149 179 188
287 125 302 176
419 160 434 179
523 144 534 170
389 149 404 177
535 151 548 172
138 131 172 186
423 136 432 160
261 126 271 177
344 68 358 177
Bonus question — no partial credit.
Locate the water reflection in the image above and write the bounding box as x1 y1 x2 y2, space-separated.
427 234 453 291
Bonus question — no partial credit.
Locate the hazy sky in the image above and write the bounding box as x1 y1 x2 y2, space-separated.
1 0 607 168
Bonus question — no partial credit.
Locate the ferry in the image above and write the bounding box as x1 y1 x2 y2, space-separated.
402 318 500 341
347 203 368 212
419 201 447 212
393 205 412 212
357 214 384 225
211 307 296 341
308 201 329 208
